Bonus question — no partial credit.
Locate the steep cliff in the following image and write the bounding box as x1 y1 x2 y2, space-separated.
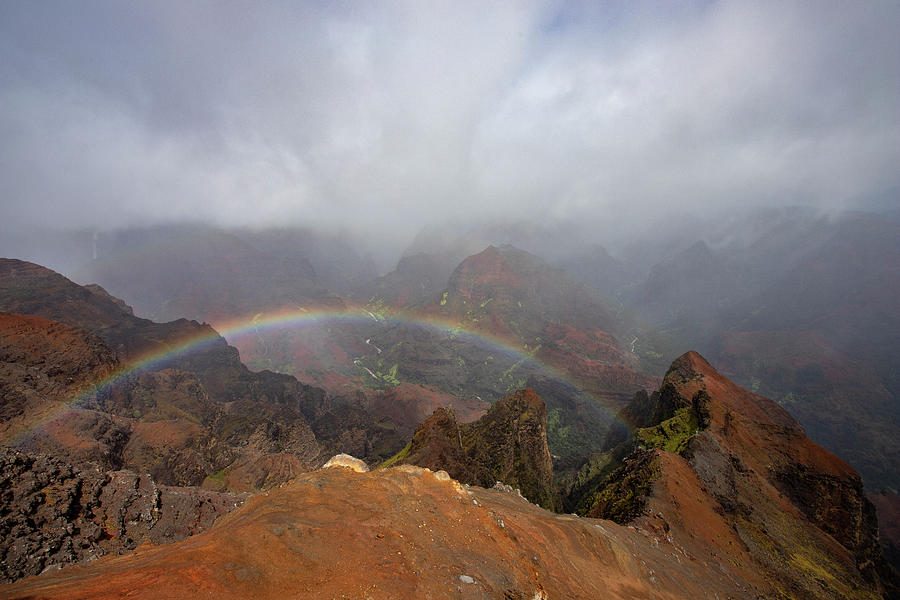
389 389 558 510
580 352 897 599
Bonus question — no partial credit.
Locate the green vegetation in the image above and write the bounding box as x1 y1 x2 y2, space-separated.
365 296 389 320
356 356 402 389
497 357 528 393
634 406 701 454
779 545 881 600
376 441 412 469
564 451 622 514
546 408 570 445
587 452 660 523
545 406 606 460
205 466 228 482
570 453 616 492
385 363 399 384
202 465 232 491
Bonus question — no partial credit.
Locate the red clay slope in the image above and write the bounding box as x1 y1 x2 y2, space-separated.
3 464 763 600
614 351 891 599
0 312 118 445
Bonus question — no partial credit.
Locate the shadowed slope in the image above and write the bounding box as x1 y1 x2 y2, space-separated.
393 389 557 510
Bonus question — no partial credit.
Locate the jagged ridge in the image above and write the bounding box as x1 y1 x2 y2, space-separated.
387 388 558 510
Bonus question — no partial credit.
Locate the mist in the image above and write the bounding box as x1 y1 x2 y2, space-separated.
1 0 897 267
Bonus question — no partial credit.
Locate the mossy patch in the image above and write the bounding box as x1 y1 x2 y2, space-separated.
586 451 660 523
202 465 232 491
377 441 412 470
635 406 700 454
563 449 628 514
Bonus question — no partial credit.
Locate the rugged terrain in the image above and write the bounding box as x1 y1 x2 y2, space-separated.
0 448 244 583
572 352 896 599
871 491 900 571
3 213 899 596
389 388 558 510
356 245 664 463
418 245 661 399
619 211 900 493
1 255 898 597
0 259 460 476
87 240 665 466
2 464 767 600
0 304 323 490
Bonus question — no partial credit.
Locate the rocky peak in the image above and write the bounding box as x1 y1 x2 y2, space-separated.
397 406 468 480
587 351 897 598
665 350 804 433
389 389 558 510
443 244 529 302
421 244 656 404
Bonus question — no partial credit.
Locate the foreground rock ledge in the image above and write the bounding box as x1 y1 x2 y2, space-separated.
2 466 760 599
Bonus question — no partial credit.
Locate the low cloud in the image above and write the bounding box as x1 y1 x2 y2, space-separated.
1 0 897 250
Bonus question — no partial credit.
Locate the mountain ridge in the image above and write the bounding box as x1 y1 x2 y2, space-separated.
579 351 896 599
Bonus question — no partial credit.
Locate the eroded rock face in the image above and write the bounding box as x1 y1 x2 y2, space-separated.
0 448 244 583
1 466 764 600
774 462 883 583
402 406 469 480
393 389 558 510
581 351 898 599
870 490 900 571
0 264 326 489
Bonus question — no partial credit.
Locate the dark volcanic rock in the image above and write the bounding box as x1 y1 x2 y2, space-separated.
583 449 659 522
0 448 244 583
402 406 470 481
774 462 884 584
870 490 900 572
393 388 559 510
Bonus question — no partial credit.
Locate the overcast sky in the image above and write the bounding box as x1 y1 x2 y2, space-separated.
1 1 898 246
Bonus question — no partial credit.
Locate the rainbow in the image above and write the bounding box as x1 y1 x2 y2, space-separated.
15 306 628 442
205 306 601 400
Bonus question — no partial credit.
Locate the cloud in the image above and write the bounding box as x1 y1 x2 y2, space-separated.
0 0 897 248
